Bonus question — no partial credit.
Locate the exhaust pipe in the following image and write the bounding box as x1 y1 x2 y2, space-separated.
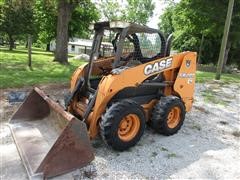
9 87 94 179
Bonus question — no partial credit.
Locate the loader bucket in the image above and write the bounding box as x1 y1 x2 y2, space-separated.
9 87 94 179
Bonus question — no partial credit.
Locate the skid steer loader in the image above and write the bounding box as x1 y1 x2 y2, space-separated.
9 21 197 179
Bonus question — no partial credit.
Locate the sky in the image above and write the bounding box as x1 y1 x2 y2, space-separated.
148 0 181 28
147 0 169 28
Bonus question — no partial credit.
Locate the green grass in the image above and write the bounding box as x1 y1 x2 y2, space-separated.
0 46 85 88
0 46 239 89
160 147 169 152
196 71 240 84
201 89 230 106
167 153 177 159
191 124 202 131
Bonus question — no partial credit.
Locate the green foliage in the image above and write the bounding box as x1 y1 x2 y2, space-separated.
0 46 84 88
159 0 240 67
0 0 36 44
0 0 99 49
100 0 155 25
35 0 99 45
69 1 99 38
158 4 175 36
123 0 155 25
99 0 123 21
34 0 57 44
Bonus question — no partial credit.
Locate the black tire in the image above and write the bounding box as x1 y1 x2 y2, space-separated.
100 99 146 151
150 96 186 135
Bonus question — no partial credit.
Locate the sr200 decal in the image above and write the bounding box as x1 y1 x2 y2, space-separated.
144 58 173 75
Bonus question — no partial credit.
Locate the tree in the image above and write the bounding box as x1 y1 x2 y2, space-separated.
99 0 155 25
34 0 57 51
158 3 175 36
0 0 36 50
216 0 234 80
159 0 240 68
28 34 32 68
69 3 99 38
99 0 123 21
54 0 99 64
123 0 155 25
35 0 98 52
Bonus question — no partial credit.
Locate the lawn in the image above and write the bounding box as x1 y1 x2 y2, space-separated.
0 46 84 88
0 46 239 89
196 71 240 84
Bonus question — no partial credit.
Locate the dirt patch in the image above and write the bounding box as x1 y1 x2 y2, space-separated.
1 82 240 179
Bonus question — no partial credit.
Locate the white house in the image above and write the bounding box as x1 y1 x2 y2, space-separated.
50 38 113 56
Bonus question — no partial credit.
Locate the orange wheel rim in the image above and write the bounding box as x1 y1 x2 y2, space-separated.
167 106 181 128
118 114 140 142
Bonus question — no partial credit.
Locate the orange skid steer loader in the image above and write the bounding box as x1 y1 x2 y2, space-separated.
9 21 197 179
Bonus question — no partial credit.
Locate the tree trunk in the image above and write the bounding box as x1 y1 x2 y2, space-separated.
216 0 234 80
54 0 72 64
46 43 50 51
28 35 32 69
223 41 231 71
197 34 204 64
25 40 28 48
9 35 14 51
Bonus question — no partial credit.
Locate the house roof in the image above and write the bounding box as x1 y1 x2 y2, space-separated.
68 39 92 47
68 38 112 47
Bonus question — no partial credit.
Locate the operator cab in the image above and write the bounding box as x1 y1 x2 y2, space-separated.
89 21 170 68
87 21 172 89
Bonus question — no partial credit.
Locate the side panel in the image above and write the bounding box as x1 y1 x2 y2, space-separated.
174 52 197 111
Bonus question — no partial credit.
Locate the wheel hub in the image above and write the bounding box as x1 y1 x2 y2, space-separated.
118 114 140 142
167 106 181 128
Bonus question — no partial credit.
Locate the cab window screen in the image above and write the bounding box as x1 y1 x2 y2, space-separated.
137 33 162 58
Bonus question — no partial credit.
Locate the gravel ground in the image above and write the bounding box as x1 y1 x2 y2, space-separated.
0 82 240 179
